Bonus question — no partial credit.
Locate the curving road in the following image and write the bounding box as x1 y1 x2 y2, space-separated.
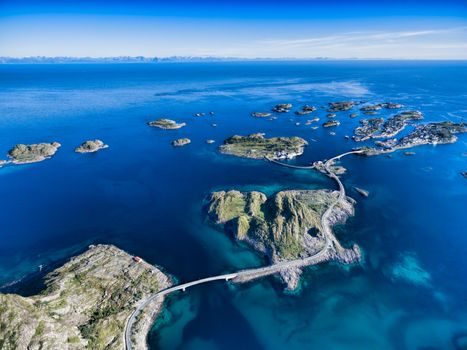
124 150 363 350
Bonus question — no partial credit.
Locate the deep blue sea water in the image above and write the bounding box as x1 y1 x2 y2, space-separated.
0 61 466 350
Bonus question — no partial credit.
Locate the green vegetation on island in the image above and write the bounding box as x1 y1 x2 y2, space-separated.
7 142 61 164
0 245 171 350
219 133 308 160
207 189 354 261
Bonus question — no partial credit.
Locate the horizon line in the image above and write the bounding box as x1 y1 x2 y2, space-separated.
1 56 467 62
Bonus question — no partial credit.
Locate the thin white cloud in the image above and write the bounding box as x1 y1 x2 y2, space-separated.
258 27 465 49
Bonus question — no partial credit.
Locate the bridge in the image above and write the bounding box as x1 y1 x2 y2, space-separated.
124 149 364 350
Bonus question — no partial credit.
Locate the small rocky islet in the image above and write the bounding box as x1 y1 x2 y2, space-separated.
148 118 186 129
171 138 191 147
75 139 108 153
219 133 308 160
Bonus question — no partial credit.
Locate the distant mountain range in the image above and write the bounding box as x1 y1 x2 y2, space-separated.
0 56 335 64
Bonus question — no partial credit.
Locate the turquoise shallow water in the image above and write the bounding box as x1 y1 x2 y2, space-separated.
0 61 466 349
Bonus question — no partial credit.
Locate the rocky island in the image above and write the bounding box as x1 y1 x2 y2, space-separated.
251 112 271 118
272 103 292 113
353 111 423 141
219 133 308 160
7 142 61 164
75 140 108 153
323 120 340 128
0 244 171 350
207 189 360 290
354 118 385 141
148 119 186 130
171 138 191 147
327 101 356 112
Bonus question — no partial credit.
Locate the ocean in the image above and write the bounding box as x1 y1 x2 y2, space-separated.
0 61 466 349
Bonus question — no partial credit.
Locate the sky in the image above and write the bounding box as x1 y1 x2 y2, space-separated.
0 0 466 59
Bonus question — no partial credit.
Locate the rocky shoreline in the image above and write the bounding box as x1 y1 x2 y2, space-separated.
0 245 172 350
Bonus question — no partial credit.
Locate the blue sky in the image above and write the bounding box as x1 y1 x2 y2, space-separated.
0 0 466 59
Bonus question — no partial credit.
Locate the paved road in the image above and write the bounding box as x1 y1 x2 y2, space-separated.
124 273 238 350
124 150 363 350
264 156 315 169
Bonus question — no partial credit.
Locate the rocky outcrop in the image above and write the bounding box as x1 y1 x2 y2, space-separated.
328 101 356 112
323 120 340 128
0 245 171 350
148 119 186 129
251 112 271 118
219 133 308 160
171 138 191 147
75 140 108 153
7 142 61 164
272 103 293 113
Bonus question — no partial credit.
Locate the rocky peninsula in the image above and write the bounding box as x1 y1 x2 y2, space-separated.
148 119 186 129
7 142 61 164
75 140 108 153
0 245 171 350
207 189 358 290
219 133 308 160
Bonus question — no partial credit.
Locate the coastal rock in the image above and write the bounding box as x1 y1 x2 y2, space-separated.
353 186 369 197
349 113 358 118
272 103 293 113
7 142 61 164
148 118 186 129
251 112 272 118
327 113 336 118
302 105 317 112
0 245 172 350
328 101 356 112
360 104 382 112
219 133 308 160
461 171 467 179
74 139 108 153
322 120 340 128
171 138 191 147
